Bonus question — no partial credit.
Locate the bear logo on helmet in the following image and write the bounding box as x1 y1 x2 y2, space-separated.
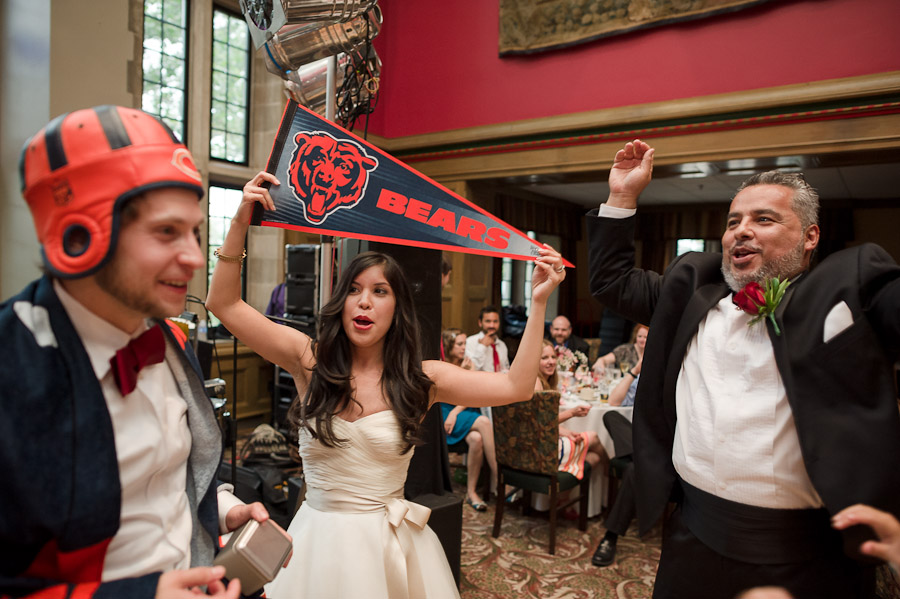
171 148 202 182
52 180 73 206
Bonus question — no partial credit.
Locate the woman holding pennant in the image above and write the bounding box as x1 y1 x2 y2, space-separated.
207 171 567 599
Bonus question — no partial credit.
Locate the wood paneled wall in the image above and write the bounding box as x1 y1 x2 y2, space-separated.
439 181 495 334
211 341 274 423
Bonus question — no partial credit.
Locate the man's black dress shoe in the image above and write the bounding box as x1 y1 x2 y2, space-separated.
591 537 617 567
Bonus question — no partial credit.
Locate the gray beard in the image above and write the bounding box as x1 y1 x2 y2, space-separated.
721 239 806 292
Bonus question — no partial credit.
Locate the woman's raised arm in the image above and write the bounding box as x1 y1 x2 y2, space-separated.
426 246 565 407
206 171 314 382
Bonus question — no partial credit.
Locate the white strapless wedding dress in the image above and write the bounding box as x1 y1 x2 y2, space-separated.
265 410 460 599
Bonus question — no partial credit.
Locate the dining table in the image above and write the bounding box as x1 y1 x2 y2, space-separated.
559 393 634 518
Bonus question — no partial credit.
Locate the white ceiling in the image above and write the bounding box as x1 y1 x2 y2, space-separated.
511 159 900 208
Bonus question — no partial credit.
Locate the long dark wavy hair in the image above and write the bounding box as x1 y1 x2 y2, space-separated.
287 251 433 452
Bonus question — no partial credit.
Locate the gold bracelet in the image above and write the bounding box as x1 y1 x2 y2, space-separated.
214 248 246 264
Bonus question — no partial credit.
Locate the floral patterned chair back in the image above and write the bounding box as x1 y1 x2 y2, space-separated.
493 390 560 477
492 389 590 554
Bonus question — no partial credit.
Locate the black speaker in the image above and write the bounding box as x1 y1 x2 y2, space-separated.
195 339 214 380
366 242 442 361
285 280 316 317
217 462 262 504
285 243 319 283
273 366 298 435
412 493 462 589
287 476 306 516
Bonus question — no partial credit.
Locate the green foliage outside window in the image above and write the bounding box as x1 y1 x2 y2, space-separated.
210 9 250 163
142 0 187 141
207 185 244 326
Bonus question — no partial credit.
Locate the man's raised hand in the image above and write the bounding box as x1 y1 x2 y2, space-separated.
606 139 655 210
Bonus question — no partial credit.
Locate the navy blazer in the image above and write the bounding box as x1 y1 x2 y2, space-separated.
0 276 223 598
588 212 900 548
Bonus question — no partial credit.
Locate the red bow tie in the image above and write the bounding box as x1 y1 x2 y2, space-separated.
110 324 166 395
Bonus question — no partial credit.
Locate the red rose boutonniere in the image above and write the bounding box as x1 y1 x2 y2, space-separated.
733 278 791 336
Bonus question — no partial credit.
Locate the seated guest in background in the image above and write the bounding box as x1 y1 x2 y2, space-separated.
590 139 900 598
465 306 509 426
609 355 641 407
549 315 590 356
265 281 287 318
536 340 606 476
465 305 509 373
1 106 277 598
592 357 640 567
439 328 498 512
443 328 474 371
592 323 647 374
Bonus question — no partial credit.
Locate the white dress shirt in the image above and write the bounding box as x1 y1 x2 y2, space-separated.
465 331 509 372
599 204 822 509
465 331 509 423
673 296 822 508
54 282 241 580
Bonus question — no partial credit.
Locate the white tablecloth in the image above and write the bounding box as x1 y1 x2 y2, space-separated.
564 399 633 518
531 397 634 518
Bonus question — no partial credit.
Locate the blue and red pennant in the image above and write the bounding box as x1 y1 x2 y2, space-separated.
252 101 574 266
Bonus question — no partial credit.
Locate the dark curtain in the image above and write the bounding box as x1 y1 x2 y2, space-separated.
472 185 585 310
634 205 729 274
491 192 584 242
816 201 855 264
633 201 855 274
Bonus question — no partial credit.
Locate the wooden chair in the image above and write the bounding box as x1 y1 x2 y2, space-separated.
491 390 591 554
583 337 603 366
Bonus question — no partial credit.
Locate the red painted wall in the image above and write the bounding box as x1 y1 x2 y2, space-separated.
368 0 900 139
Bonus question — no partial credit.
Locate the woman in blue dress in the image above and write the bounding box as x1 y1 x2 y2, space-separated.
440 328 497 511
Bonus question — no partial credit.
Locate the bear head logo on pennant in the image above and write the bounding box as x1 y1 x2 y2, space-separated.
287 131 379 225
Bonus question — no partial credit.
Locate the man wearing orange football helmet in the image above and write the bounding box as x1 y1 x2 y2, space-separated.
1 106 281 598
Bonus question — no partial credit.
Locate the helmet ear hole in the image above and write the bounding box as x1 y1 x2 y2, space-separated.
62 224 92 257
49 212 108 277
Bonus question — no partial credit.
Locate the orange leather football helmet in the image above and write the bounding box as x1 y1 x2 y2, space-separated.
19 105 204 278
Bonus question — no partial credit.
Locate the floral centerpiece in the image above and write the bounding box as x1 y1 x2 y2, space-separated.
557 346 590 386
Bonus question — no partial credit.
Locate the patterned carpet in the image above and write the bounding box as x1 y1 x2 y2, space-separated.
455 491 900 599
456 490 661 599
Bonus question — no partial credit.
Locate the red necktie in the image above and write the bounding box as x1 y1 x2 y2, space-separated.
110 324 166 395
492 343 500 372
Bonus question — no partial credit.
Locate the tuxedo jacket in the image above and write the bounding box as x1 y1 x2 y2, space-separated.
557 334 590 357
588 213 900 540
0 276 223 598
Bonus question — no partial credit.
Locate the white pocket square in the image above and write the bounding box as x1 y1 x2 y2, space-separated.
823 301 853 343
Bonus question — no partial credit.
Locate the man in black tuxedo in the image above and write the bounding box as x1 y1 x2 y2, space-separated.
549 315 590 356
588 140 900 599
